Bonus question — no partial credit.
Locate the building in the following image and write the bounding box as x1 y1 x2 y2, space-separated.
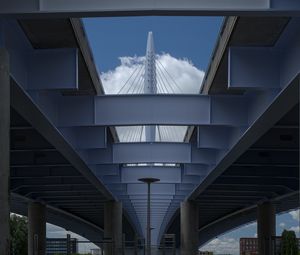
90 248 101 255
46 235 78 255
240 237 300 255
240 238 258 255
199 251 213 255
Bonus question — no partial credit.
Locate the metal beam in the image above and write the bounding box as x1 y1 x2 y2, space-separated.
28 48 78 90
59 126 107 149
121 166 181 183
58 95 248 127
228 47 279 89
188 75 299 200
11 79 114 200
1 0 300 17
86 143 218 164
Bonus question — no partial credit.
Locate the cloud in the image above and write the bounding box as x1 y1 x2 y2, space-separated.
200 237 239 255
100 53 204 94
279 222 286 228
289 226 300 233
289 209 300 221
244 222 257 228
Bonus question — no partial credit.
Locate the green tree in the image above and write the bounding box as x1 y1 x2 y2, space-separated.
281 230 298 255
10 214 28 255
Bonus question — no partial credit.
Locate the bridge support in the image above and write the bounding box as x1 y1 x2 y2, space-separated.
180 201 199 255
257 202 275 255
104 201 122 255
0 49 10 255
28 202 46 255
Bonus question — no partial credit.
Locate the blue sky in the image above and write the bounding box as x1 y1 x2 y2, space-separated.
83 16 223 73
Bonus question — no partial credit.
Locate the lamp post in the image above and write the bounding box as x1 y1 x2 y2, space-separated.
138 178 160 255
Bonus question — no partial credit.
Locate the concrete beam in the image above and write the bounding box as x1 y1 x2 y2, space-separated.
180 201 199 255
104 201 122 255
257 202 275 255
1 0 300 17
28 202 46 255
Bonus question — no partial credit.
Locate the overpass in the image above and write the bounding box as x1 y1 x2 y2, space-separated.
0 3 299 255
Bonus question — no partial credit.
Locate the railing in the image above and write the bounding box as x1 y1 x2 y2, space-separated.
56 234 177 255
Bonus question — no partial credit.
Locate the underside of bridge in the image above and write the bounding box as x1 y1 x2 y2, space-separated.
0 2 299 255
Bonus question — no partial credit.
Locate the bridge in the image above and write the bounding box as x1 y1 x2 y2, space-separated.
0 2 299 255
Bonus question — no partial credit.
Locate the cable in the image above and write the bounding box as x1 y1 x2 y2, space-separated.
157 59 184 93
124 65 144 94
117 65 141 94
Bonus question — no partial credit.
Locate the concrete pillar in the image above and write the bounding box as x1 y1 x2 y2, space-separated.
104 201 122 255
257 202 275 255
180 201 199 255
0 49 10 255
28 202 46 255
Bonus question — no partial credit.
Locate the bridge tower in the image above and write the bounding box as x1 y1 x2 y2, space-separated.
144 32 157 142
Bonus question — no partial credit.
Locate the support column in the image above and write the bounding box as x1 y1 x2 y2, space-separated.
104 201 122 255
28 202 46 255
180 201 199 255
0 48 10 255
257 202 275 255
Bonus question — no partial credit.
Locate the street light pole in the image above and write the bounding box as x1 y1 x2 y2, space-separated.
138 178 160 255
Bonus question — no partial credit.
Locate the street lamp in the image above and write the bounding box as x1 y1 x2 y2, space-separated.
138 177 160 255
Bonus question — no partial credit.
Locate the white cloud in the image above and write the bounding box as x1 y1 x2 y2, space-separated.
289 226 300 233
279 222 286 228
289 209 300 221
244 222 257 228
200 237 239 255
100 53 204 94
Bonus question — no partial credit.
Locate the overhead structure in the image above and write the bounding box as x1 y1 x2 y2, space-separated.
1 0 300 17
0 3 299 255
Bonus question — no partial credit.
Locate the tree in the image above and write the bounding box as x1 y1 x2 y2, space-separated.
281 230 298 255
10 214 28 255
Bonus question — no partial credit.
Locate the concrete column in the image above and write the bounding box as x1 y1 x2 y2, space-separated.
257 202 275 255
28 202 46 255
180 201 199 255
0 49 10 255
104 201 122 255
